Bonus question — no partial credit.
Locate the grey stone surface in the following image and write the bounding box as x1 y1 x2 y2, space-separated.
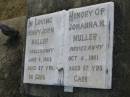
25 0 130 97
0 16 26 97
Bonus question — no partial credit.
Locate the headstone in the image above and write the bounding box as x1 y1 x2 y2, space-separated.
24 2 114 89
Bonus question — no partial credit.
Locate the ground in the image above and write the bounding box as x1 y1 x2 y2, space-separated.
0 0 26 20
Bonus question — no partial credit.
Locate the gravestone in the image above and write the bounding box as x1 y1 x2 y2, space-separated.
24 0 130 97
24 2 114 89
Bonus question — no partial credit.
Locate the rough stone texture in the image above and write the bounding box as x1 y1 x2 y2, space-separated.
0 0 27 20
25 0 130 97
0 16 26 97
